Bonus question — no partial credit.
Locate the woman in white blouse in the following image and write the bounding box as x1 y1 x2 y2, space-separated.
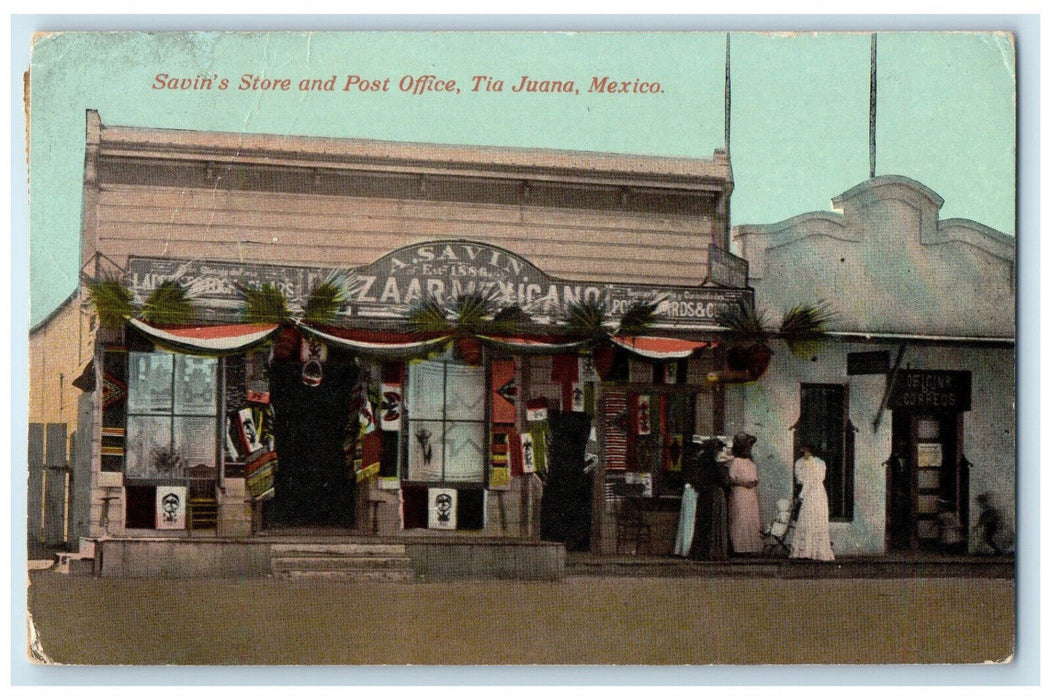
791 443 835 561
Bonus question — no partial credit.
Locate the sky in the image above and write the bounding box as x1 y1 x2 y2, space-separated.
22 29 1016 326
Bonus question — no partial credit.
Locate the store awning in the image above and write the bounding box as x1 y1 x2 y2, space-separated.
128 318 281 356
611 335 716 360
477 334 589 356
297 323 454 361
128 318 717 362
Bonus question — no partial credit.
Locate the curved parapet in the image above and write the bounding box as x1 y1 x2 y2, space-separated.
732 175 1015 338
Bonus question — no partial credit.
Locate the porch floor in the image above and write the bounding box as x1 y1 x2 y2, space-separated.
565 551 1016 579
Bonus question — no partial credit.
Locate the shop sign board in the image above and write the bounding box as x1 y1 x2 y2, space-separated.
888 370 972 412
126 257 337 315
708 244 749 288
127 240 752 330
847 350 891 375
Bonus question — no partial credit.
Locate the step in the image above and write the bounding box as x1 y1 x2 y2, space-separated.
271 556 412 572
276 568 415 583
270 543 407 557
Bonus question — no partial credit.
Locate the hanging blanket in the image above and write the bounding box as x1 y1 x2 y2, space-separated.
245 450 277 500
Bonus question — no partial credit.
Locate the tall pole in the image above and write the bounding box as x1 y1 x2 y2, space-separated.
725 33 732 155
870 33 877 179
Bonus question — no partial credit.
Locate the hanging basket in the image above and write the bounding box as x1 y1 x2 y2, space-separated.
456 336 484 366
726 343 772 380
592 342 616 381
272 326 301 362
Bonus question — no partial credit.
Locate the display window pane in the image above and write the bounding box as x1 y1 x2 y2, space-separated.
444 365 486 421
408 362 445 419
127 353 173 414
126 351 218 486
917 467 941 489
174 356 218 415
916 418 940 440
407 420 445 481
126 415 176 478
174 416 217 472
917 494 940 514
443 422 486 482
405 360 486 483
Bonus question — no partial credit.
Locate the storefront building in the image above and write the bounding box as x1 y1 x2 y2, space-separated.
732 176 1015 555
73 110 754 569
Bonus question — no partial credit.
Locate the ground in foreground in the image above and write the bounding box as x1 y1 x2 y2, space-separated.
27 572 1014 665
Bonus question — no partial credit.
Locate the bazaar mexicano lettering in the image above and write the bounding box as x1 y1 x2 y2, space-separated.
126 240 751 328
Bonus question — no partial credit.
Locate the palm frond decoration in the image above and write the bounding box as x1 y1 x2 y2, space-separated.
85 272 136 329
140 281 197 325
405 293 453 335
303 273 350 324
448 292 498 335
237 282 290 324
715 301 771 344
564 298 612 343
490 305 533 334
405 292 502 365
406 291 506 335
616 299 660 336
779 300 836 357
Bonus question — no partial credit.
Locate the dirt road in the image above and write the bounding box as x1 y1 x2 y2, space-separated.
26 572 1014 666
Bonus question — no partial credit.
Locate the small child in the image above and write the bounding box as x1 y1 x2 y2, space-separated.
976 493 1005 555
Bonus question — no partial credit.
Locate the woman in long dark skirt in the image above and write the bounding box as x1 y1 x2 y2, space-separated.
687 438 730 560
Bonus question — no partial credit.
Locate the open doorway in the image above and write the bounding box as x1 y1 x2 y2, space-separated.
889 409 967 551
266 357 359 528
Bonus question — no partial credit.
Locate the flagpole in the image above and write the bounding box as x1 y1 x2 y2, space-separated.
725 33 732 156
870 33 877 179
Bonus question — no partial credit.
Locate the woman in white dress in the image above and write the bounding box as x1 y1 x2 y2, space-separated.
791 444 835 561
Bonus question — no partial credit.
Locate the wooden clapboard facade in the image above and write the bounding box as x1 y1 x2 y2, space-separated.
75 110 748 561
82 111 731 287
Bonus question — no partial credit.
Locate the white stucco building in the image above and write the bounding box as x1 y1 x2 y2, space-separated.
731 175 1015 555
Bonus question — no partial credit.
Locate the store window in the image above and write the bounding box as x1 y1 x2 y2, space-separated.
406 359 486 483
125 352 219 481
794 383 855 520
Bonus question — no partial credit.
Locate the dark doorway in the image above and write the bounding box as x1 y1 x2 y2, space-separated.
885 449 912 551
888 409 966 551
539 411 593 551
267 358 359 527
794 383 854 520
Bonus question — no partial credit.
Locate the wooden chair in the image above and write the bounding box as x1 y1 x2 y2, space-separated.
188 497 219 531
614 497 653 555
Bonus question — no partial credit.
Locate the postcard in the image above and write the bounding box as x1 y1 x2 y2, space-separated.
23 28 1017 670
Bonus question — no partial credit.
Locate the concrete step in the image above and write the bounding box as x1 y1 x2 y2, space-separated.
269 542 415 582
270 543 407 557
276 568 415 583
272 556 412 572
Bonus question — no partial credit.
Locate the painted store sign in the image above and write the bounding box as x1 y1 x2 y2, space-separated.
888 370 973 412
127 240 752 329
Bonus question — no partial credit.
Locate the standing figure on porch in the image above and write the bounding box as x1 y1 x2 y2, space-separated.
790 443 835 561
687 437 730 560
673 440 700 557
727 432 762 555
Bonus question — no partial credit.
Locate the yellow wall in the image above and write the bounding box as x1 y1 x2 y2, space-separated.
29 295 93 433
